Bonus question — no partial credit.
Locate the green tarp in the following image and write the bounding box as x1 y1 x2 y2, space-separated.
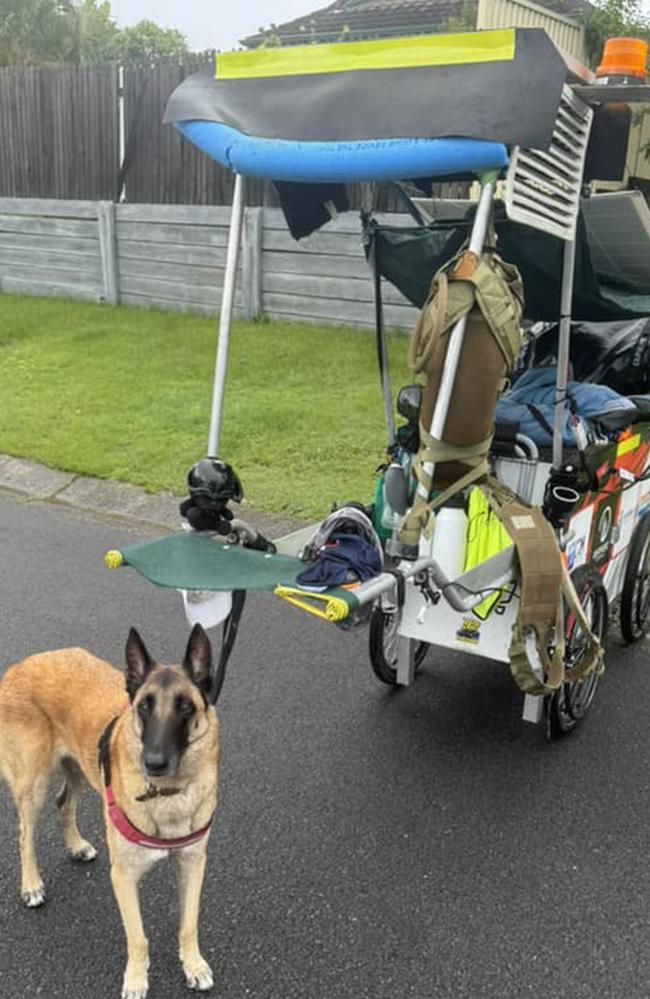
110 533 359 620
115 533 304 591
365 204 650 323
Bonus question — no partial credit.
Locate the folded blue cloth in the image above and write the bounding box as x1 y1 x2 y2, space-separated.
496 367 638 446
296 532 382 588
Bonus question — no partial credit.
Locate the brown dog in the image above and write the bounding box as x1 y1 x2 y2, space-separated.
0 624 219 999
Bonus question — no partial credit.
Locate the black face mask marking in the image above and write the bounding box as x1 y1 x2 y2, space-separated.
136 676 198 779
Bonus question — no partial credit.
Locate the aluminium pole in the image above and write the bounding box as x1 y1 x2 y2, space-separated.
207 173 246 457
552 236 576 470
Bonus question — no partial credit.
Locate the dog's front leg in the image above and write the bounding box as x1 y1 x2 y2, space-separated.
110 858 151 999
175 843 213 991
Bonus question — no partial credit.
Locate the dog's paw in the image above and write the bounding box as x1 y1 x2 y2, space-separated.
21 883 46 908
69 841 97 862
121 980 148 999
183 957 214 991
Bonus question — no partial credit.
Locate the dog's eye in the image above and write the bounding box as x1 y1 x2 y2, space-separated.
176 695 195 719
138 696 153 719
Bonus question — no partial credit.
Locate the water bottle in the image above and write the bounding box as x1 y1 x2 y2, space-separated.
422 504 468 580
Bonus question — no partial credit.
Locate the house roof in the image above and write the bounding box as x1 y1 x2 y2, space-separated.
243 0 593 48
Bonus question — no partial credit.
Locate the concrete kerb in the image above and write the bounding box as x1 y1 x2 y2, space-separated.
0 454 307 539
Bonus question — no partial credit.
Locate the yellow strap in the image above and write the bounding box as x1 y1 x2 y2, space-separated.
274 586 351 623
217 30 515 80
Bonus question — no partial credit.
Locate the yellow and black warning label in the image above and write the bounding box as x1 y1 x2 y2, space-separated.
456 618 481 645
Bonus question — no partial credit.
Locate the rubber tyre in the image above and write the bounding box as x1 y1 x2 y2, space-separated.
368 604 429 685
620 511 650 644
547 566 608 739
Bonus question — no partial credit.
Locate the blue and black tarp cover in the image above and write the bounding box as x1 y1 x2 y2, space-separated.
163 28 570 237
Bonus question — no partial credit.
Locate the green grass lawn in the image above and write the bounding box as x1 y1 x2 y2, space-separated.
0 295 413 519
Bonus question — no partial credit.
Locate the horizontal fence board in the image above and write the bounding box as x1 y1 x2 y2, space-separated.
263 210 362 235
263 271 413 309
120 293 233 317
116 221 231 248
0 232 102 256
119 275 242 308
0 262 102 286
261 309 401 330
0 198 99 219
116 204 234 226
264 250 371 281
263 229 366 257
262 209 415 234
1 277 101 301
0 216 99 240
117 257 239 288
118 240 229 268
263 292 416 329
0 250 102 277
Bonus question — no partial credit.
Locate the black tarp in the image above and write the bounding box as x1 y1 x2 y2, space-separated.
164 30 566 151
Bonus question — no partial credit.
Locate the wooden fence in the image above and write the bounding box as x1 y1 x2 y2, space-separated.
0 60 467 211
0 198 420 330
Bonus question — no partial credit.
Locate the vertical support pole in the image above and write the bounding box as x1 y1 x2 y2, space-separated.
395 635 415 686
415 176 496 502
207 174 246 457
98 201 119 305
117 65 127 203
242 206 263 321
553 237 576 470
371 240 395 450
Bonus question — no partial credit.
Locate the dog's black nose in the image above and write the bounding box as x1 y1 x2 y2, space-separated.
143 751 169 776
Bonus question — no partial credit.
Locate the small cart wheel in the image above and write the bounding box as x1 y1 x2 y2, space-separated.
620 511 650 644
547 566 608 739
368 604 428 686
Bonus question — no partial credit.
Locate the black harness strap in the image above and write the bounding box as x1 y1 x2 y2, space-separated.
525 403 555 439
209 590 247 705
98 715 119 788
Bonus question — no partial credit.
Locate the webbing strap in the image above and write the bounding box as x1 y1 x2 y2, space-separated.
399 425 492 546
481 479 604 696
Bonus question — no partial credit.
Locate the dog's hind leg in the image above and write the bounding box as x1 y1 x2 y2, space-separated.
13 770 50 907
56 757 97 862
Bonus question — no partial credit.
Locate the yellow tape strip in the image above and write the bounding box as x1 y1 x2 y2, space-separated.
217 30 515 80
617 433 641 458
274 585 350 622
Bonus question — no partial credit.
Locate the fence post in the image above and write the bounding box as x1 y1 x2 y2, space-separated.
98 201 119 305
242 206 263 321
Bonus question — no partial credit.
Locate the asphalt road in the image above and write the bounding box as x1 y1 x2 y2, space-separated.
1 491 650 999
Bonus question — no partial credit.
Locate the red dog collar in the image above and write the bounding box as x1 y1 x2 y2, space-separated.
99 714 213 850
104 785 212 850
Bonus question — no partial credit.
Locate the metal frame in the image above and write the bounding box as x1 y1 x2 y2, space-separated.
553 238 577 469
207 173 246 457
371 241 396 450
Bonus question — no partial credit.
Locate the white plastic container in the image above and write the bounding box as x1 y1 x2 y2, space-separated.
419 506 468 580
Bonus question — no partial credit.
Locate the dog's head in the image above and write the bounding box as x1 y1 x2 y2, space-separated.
125 624 214 779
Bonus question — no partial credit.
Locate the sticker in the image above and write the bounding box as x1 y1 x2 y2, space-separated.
617 434 641 458
566 536 586 572
590 495 617 567
510 515 535 531
456 618 481 644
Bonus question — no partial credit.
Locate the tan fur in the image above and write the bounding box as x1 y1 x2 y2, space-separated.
0 646 219 999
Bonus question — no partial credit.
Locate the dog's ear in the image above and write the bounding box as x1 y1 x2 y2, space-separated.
182 624 213 698
125 628 155 700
